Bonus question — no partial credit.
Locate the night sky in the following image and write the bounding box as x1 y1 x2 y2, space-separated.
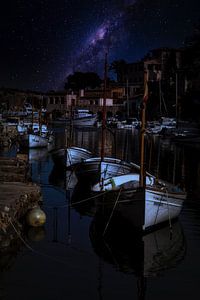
0 0 199 92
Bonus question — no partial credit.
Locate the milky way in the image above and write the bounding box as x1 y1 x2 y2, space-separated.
67 1 137 76
66 0 199 79
0 0 199 91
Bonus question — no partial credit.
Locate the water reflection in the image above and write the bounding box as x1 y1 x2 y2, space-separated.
90 213 185 278
0 224 27 273
89 213 185 299
26 226 46 242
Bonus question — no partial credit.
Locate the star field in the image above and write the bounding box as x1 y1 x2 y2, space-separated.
0 0 199 91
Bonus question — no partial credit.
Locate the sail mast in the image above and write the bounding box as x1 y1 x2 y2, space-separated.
101 52 108 161
139 70 148 187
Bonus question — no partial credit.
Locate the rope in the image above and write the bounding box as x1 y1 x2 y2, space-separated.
165 188 173 238
154 187 173 237
70 190 110 206
103 188 122 236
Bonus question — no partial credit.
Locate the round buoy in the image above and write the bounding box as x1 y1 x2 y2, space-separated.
26 207 46 227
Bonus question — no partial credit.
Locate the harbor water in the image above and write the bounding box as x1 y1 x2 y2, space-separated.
0 125 200 300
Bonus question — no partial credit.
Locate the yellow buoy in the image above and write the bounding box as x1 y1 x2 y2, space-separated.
26 207 46 227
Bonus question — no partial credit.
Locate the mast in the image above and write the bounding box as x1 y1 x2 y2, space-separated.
100 52 108 161
39 97 42 135
31 99 34 133
139 70 148 188
175 72 178 128
126 78 129 118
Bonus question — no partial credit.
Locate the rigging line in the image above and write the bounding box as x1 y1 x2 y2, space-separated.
103 239 121 271
70 190 110 206
154 192 163 225
103 188 122 236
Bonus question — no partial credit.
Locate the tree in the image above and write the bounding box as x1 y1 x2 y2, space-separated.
64 72 102 91
109 59 127 82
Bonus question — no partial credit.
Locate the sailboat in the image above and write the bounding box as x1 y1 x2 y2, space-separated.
90 70 186 231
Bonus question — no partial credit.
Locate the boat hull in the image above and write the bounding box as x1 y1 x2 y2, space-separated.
72 115 97 127
75 157 134 185
144 188 185 229
51 147 92 168
67 147 92 167
19 134 48 148
91 172 186 231
94 186 185 231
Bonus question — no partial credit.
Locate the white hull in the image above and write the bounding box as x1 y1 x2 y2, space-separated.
28 134 48 148
72 115 97 126
92 172 186 230
75 157 134 185
144 188 185 229
20 133 54 149
67 147 92 167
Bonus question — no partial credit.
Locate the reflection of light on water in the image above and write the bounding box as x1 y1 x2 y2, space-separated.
29 149 49 161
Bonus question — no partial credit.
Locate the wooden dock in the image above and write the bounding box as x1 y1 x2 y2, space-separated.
0 157 42 233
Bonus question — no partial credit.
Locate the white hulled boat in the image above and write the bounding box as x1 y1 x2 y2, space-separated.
74 157 134 185
90 70 186 231
51 146 93 168
68 109 97 127
92 171 186 230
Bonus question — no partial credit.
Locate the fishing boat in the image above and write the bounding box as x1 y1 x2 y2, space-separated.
18 103 54 149
51 146 93 168
54 109 97 126
90 70 186 231
91 170 186 230
66 109 97 127
19 132 54 149
66 146 93 167
146 121 163 134
74 157 135 186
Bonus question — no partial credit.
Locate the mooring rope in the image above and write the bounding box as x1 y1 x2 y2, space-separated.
42 190 110 209
103 188 122 236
